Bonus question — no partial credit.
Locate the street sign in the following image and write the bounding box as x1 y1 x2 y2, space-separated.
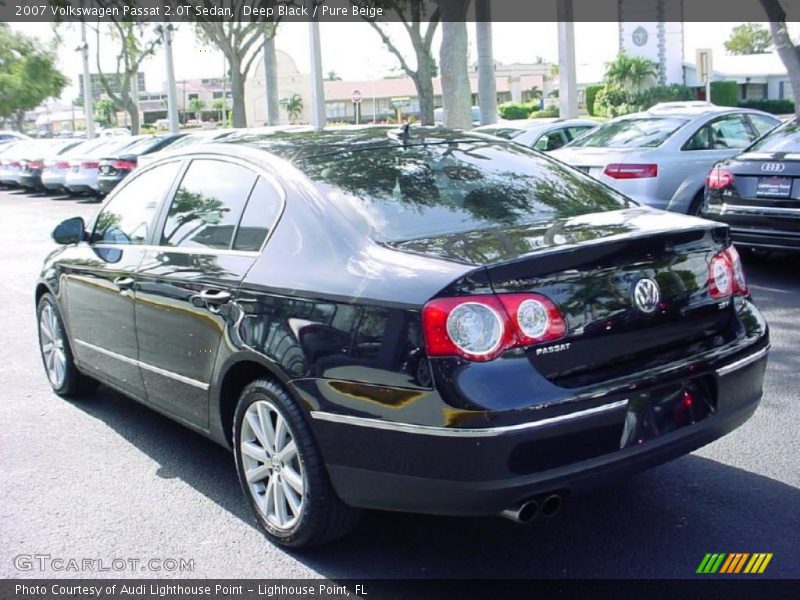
351 89 362 104
390 97 411 109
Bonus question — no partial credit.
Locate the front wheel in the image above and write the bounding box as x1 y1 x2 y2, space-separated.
36 293 98 397
233 378 360 548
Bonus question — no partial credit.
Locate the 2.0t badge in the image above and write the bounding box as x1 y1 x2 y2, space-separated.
633 278 660 314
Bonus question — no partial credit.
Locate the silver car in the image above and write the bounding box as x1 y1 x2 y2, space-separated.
474 118 598 152
550 102 780 214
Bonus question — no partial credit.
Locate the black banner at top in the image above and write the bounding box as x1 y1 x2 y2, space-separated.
1 0 799 24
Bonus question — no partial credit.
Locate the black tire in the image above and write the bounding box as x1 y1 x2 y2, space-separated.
688 190 705 216
36 293 99 397
233 378 360 548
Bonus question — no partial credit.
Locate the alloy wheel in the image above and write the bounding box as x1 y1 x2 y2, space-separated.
240 400 306 530
39 304 67 388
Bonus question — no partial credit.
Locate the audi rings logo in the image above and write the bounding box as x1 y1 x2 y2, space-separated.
761 163 785 173
633 278 660 314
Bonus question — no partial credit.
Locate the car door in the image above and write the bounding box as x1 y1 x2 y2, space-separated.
61 161 182 398
133 158 280 427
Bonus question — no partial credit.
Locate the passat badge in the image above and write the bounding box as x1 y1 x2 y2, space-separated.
633 278 660 314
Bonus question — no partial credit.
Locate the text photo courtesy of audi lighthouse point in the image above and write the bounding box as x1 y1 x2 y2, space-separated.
0 0 798 597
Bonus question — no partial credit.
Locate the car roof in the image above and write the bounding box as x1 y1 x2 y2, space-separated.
616 102 774 121
475 118 598 131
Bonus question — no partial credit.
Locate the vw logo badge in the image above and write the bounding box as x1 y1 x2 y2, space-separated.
761 163 785 173
633 278 660 314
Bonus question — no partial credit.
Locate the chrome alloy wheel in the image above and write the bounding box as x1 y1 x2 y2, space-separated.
240 400 306 530
39 304 67 388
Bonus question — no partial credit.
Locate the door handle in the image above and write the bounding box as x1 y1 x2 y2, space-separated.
196 289 232 306
113 276 135 290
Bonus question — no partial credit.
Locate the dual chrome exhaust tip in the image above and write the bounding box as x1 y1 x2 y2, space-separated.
501 493 563 524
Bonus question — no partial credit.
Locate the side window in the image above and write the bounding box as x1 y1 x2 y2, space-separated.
232 177 283 251
566 126 593 141
685 125 712 151
709 115 755 149
534 130 568 151
749 114 778 137
160 159 257 250
93 162 180 245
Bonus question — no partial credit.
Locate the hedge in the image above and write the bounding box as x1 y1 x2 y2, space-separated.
710 81 739 107
738 99 795 114
497 101 540 120
584 84 604 116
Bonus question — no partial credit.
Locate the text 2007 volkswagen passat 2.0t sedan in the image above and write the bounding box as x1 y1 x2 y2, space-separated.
36 127 769 548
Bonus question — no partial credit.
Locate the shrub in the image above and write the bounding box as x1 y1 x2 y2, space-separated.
710 81 739 107
531 107 559 118
584 84 604 116
738 99 795 114
636 84 694 110
498 101 540 120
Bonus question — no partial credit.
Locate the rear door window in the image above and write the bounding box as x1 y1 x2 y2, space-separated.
533 129 569 151
232 177 283 251
748 114 779 137
160 159 257 250
708 115 756 149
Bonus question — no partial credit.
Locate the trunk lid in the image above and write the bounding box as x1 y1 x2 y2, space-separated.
390 208 734 387
724 151 800 207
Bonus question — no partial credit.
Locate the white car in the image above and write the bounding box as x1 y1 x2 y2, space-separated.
550 102 780 214
42 137 122 193
64 136 137 195
473 118 598 151
0 130 30 144
0 140 46 185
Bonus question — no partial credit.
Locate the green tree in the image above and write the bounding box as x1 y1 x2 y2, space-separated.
283 94 303 122
94 98 119 127
188 98 206 121
604 52 659 92
724 23 773 55
189 1 280 128
759 0 800 117
325 70 342 81
0 24 68 130
211 98 226 122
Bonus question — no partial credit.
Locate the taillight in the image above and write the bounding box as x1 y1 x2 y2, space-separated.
422 293 566 362
707 167 734 190
709 246 747 299
8 161 20 168
603 163 658 179
81 161 99 169
54 161 69 169
111 159 136 170
28 160 42 169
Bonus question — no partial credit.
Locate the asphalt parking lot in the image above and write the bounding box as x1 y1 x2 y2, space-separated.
0 187 798 580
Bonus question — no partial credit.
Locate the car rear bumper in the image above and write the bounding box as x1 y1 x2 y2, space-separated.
310 339 768 516
96 174 126 194
18 173 42 188
701 204 800 251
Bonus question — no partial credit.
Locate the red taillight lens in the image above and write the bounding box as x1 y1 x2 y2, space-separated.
422 293 566 362
54 161 69 169
707 167 734 190
81 161 99 169
28 160 42 169
603 163 658 179
8 161 20 168
709 246 748 298
111 160 136 170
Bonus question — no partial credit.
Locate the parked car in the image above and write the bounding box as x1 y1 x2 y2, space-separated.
550 103 780 214
0 130 30 144
0 140 47 186
702 116 800 252
96 134 185 195
434 106 482 126
64 135 138 196
37 127 768 548
41 137 122 193
136 129 236 169
474 118 599 151
18 139 84 190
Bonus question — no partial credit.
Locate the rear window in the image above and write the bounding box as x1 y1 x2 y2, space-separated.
297 139 633 242
570 117 687 148
476 127 525 140
749 119 800 153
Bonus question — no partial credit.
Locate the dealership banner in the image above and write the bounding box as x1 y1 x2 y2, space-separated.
1 0 798 23
2 579 799 600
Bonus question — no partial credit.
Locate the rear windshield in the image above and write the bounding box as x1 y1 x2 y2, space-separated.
297 139 633 242
749 119 800 153
569 117 687 148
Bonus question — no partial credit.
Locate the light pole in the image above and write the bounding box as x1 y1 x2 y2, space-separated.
307 0 326 130
155 24 180 133
77 22 95 139
557 0 578 119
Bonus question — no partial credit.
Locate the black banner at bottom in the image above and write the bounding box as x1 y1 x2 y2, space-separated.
3 579 799 600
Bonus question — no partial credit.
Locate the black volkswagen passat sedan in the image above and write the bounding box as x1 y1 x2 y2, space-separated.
702 117 800 252
36 127 769 548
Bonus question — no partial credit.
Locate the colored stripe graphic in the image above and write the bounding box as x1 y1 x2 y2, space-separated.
697 553 727 573
699 553 773 574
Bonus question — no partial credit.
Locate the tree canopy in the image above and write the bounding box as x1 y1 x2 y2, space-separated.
724 23 773 55
0 24 68 129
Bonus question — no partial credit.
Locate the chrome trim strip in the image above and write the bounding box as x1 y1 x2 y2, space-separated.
717 205 800 217
310 399 629 438
74 339 210 390
715 346 769 377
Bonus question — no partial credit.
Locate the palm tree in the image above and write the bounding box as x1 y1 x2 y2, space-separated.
604 52 658 92
188 98 206 122
284 94 303 123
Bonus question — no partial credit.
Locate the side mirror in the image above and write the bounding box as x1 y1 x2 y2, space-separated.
52 217 86 245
